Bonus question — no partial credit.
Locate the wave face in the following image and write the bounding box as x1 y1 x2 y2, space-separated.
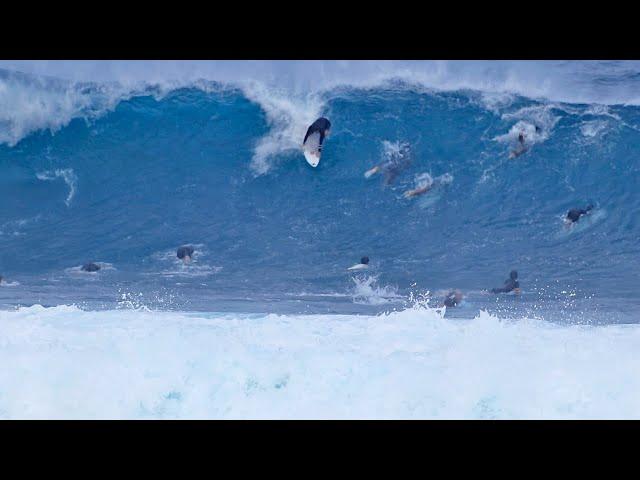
1 304 639 419
0 62 639 322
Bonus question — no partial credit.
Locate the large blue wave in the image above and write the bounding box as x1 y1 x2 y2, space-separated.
1 65 639 321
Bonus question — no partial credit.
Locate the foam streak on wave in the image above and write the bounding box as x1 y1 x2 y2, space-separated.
36 169 77 206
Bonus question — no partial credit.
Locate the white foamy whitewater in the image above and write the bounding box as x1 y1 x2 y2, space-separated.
3 61 640 169
1 304 639 419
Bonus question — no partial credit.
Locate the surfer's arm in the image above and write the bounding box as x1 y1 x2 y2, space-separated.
403 185 429 198
318 130 326 147
364 165 382 178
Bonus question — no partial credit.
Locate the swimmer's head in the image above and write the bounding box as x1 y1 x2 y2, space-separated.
361 256 369 265
586 204 594 212
510 270 518 280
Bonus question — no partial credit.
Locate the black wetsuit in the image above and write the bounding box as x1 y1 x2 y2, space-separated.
491 278 519 294
81 263 101 272
567 207 592 223
177 246 194 260
303 117 331 150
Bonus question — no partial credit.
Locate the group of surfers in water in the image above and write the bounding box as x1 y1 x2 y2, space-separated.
304 117 596 309
0 119 595 302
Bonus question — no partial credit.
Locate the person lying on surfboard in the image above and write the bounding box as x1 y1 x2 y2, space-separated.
81 262 101 272
564 205 594 227
347 256 369 271
303 117 331 153
490 270 521 295
364 143 411 185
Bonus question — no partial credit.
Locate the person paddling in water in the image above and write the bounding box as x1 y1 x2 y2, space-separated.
565 205 594 227
365 143 411 185
177 245 195 264
509 126 541 159
81 263 101 272
443 289 463 308
347 256 370 271
403 173 454 200
403 173 435 198
510 132 528 159
490 270 521 294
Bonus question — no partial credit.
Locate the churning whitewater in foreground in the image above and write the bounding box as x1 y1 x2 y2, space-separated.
1 304 639 419
1 61 640 418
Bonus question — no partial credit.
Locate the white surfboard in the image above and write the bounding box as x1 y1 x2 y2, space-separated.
303 131 322 167
304 150 320 167
347 263 369 271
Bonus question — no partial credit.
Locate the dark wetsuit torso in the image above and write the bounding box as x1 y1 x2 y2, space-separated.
444 293 459 307
81 263 101 272
567 208 589 223
177 246 194 259
491 278 519 294
303 117 331 149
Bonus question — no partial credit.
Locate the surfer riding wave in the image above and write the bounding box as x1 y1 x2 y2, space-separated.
302 117 331 167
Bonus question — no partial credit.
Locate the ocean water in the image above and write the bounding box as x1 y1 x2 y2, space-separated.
0 61 639 419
